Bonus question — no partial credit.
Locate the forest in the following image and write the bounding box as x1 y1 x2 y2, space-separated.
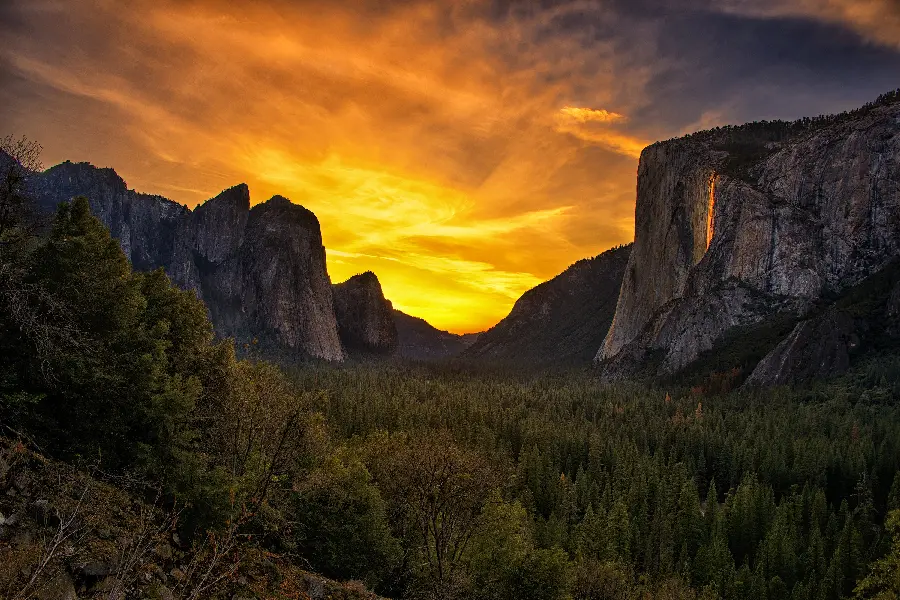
1 136 900 600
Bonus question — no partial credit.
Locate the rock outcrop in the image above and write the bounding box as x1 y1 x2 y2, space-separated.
745 259 900 386
597 91 900 380
392 310 479 361
465 244 631 365
0 438 384 600
332 272 398 355
744 310 859 386
28 162 344 362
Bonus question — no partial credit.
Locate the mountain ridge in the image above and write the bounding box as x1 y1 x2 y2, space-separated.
392 309 479 360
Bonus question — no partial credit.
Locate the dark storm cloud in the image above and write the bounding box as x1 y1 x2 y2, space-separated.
633 9 900 130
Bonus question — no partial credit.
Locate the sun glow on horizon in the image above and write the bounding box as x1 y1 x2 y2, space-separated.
1 0 645 333
231 145 566 333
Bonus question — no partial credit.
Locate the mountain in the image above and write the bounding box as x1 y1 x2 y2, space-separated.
332 271 398 355
597 90 900 384
27 161 344 362
392 310 479 360
463 244 631 365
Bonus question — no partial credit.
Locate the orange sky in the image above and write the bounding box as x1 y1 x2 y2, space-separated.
2 0 899 332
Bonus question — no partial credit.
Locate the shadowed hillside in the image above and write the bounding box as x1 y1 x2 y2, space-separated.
464 244 631 365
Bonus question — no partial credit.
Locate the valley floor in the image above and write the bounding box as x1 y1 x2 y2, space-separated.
3 360 900 599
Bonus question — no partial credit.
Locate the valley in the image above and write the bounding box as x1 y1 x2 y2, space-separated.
2 90 900 600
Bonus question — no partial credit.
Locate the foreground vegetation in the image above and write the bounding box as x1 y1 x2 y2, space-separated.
1 137 900 599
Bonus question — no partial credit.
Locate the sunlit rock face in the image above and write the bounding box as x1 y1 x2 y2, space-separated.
332 271 398 355
598 97 900 379
30 167 345 362
598 142 717 364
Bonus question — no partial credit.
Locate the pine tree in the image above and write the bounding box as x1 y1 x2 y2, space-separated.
852 509 900 600
888 472 900 513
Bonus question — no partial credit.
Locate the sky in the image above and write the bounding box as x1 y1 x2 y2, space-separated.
1 0 899 333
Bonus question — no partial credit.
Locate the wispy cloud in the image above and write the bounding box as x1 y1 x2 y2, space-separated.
558 107 627 124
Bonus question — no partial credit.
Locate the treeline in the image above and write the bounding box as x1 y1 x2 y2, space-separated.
292 365 900 599
657 88 900 178
677 88 900 148
2 136 900 599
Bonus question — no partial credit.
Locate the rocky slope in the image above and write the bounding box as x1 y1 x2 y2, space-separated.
744 260 900 386
0 438 382 600
464 245 631 365
392 310 479 360
28 161 344 362
332 272 398 355
598 90 900 382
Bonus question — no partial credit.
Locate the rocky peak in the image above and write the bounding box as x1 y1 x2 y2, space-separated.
332 271 398 355
40 161 129 199
190 183 250 265
253 195 321 231
237 195 343 362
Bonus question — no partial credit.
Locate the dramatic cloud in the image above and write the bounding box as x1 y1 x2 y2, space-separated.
1 0 898 331
717 0 900 49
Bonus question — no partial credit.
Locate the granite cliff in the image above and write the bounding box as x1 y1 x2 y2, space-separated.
332 271 398 355
28 161 344 362
465 244 631 365
598 90 900 383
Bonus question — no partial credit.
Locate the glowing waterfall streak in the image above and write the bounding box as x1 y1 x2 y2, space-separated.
706 173 717 250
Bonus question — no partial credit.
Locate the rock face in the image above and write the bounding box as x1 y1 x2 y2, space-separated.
30 161 188 273
598 92 900 380
465 244 631 365
332 272 398 355
744 310 859 386
745 259 900 386
392 310 479 361
28 162 344 362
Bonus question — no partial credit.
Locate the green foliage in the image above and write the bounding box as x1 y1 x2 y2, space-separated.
0 196 323 538
13 197 200 469
468 495 571 600
289 364 900 598
853 510 900 600
365 430 501 598
291 455 400 588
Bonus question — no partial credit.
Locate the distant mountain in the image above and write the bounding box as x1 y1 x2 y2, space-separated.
333 272 398 356
463 244 631 365
26 160 345 361
392 310 479 361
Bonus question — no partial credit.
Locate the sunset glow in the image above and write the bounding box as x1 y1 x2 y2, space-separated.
707 173 717 251
3 0 898 332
